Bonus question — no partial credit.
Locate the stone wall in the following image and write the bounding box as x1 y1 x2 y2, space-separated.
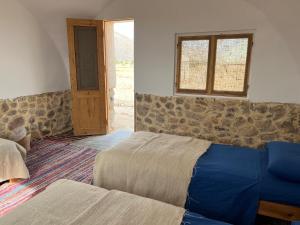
0 90 72 140
135 93 300 148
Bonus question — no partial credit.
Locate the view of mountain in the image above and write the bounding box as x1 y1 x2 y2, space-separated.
114 32 134 62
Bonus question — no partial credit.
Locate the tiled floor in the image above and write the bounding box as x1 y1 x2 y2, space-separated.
72 129 133 150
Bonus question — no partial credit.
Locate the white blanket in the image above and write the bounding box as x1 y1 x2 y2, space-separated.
0 138 29 182
94 131 211 207
1 179 185 225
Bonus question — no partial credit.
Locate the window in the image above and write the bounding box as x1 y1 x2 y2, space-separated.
175 33 253 97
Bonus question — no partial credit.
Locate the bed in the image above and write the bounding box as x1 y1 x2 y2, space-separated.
0 138 29 183
93 131 300 225
186 144 262 225
258 149 300 221
1 179 231 225
188 144 300 222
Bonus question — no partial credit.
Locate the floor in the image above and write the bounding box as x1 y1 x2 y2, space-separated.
111 106 134 131
111 62 134 131
72 129 132 149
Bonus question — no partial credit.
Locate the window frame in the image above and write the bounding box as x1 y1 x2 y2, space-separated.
175 33 253 97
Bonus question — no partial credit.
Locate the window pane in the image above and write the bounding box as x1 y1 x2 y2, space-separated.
179 39 209 90
214 38 249 92
74 26 99 90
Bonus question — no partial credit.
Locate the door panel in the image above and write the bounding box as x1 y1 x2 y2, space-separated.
67 19 108 136
74 26 99 90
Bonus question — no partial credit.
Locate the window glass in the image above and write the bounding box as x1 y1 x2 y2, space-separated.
179 39 209 90
214 38 249 92
74 26 99 90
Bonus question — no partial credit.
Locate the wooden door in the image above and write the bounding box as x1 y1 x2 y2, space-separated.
67 18 108 136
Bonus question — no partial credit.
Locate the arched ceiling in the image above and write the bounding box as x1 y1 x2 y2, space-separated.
17 0 300 74
244 0 300 67
18 0 113 70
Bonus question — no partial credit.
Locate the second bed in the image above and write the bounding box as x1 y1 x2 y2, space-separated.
93 131 300 225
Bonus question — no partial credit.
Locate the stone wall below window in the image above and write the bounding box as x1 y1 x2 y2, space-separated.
0 90 72 140
135 93 300 148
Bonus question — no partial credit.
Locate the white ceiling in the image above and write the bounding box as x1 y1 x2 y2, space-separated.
18 0 113 70
244 0 300 69
17 0 300 75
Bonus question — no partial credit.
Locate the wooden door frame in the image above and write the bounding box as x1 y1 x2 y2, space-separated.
67 18 108 135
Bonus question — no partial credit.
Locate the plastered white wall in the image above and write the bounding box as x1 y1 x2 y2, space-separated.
0 0 69 99
98 0 300 104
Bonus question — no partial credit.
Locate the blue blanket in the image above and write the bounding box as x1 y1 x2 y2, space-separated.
185 144 262 225
182 211 231 225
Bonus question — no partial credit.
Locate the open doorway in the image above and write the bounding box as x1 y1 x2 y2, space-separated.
105 20 134 132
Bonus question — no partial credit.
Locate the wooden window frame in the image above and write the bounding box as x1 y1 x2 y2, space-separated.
175 33 253 97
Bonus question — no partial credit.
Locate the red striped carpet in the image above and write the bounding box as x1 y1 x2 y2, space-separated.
0 136 98 217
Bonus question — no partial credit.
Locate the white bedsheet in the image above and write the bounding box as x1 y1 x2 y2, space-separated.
94 131 211 207
1 179 185 225
0 138 29 182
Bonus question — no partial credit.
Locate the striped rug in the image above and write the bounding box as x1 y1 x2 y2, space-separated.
0 137 98 217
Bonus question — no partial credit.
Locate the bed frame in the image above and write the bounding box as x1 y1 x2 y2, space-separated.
9 179 21 184
258 201 300 221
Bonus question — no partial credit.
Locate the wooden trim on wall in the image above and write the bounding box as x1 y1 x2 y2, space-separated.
175 36 183 93
211 33 253 97
207 36 216 95
175 36 211 94
175 33 253 97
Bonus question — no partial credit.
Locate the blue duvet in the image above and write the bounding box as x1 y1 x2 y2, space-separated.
185 144 263 225
182 211 231 225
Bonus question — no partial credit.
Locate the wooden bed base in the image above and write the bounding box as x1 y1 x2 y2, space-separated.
9 178 22 184
258 201 300 221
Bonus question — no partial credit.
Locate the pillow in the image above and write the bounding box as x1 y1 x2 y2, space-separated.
267 141 300 182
